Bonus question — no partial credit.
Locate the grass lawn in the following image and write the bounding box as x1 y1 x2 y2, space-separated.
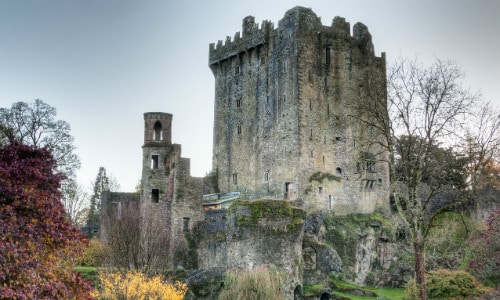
331 279 405 300
74 266 99 286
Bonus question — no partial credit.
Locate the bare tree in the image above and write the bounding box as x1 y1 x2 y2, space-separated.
352 57 479 300
103 200 170 274
462 102 500 191
0 99 80 180
60 179 89 225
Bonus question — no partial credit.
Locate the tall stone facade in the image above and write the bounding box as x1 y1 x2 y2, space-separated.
140 112 204 267
210 6 390 214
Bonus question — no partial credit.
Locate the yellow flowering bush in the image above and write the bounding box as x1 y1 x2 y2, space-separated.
92 270 187 300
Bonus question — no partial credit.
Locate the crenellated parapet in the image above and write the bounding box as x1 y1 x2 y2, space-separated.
209 18 274 66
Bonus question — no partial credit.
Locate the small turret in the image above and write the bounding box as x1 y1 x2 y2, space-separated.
143 112 172 144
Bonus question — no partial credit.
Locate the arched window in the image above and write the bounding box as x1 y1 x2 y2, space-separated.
153 121 162 141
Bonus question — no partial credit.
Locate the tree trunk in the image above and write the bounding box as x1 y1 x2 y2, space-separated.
414 240 427 300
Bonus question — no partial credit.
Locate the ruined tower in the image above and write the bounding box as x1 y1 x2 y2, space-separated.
140 112 203 268
209 7 390 214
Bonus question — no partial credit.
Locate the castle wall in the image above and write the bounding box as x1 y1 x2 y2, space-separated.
193 200 306 299
210 7 390 214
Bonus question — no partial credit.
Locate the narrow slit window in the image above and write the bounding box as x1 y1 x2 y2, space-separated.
264 171 269 181
325 47 331 66
236 98 242 108
329 195 333 210
183 217 190 232
232 173 238 185
237 124 242 135
235 65 240 75
151 155 159 169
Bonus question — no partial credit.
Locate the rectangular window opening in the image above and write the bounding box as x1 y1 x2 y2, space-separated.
236 98 242 108
329 195 333 210
183 217 190 232
232 173 238 185
151 189 159 203
151 155 159 169
264 171 269 181
237 124 242 135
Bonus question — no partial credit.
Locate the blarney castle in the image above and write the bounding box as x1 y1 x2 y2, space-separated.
103 6 394 299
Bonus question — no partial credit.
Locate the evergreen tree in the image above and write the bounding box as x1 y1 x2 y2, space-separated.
87 166 110 226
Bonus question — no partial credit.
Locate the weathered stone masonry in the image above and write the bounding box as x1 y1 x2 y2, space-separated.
210 6 390 214
140 112 204 267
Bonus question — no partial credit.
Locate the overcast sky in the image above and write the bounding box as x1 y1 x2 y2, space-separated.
1 0 499 192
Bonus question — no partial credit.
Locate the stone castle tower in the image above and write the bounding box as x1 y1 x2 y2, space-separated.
210 7 390 214
140 112 203 267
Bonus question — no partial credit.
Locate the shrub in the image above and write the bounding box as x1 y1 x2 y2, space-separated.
218 266 284 300
81 239 110 267
405 269 490 300
467 208 500 287
92 270 187 300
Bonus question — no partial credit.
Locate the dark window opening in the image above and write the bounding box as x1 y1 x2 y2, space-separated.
151 189 159 203
318 187 323 194
335 136 341 141
151 155 159 169
236 98 242 108
183 217 190 232
365 180 375 189
327 103 330 115
232 173 238 185
325 47 331 66
264 171 269 181
153 121 162 141
237 125 242 135
235 65 240 74
285 182 293 200
260 56 266 65
336 167 342 175
309 99 312 110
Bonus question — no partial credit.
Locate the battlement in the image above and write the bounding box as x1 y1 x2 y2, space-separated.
209 18 273 65
209 6 381 67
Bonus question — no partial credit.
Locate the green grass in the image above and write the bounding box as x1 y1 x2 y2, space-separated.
74 266 100 286
331 279 405 300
